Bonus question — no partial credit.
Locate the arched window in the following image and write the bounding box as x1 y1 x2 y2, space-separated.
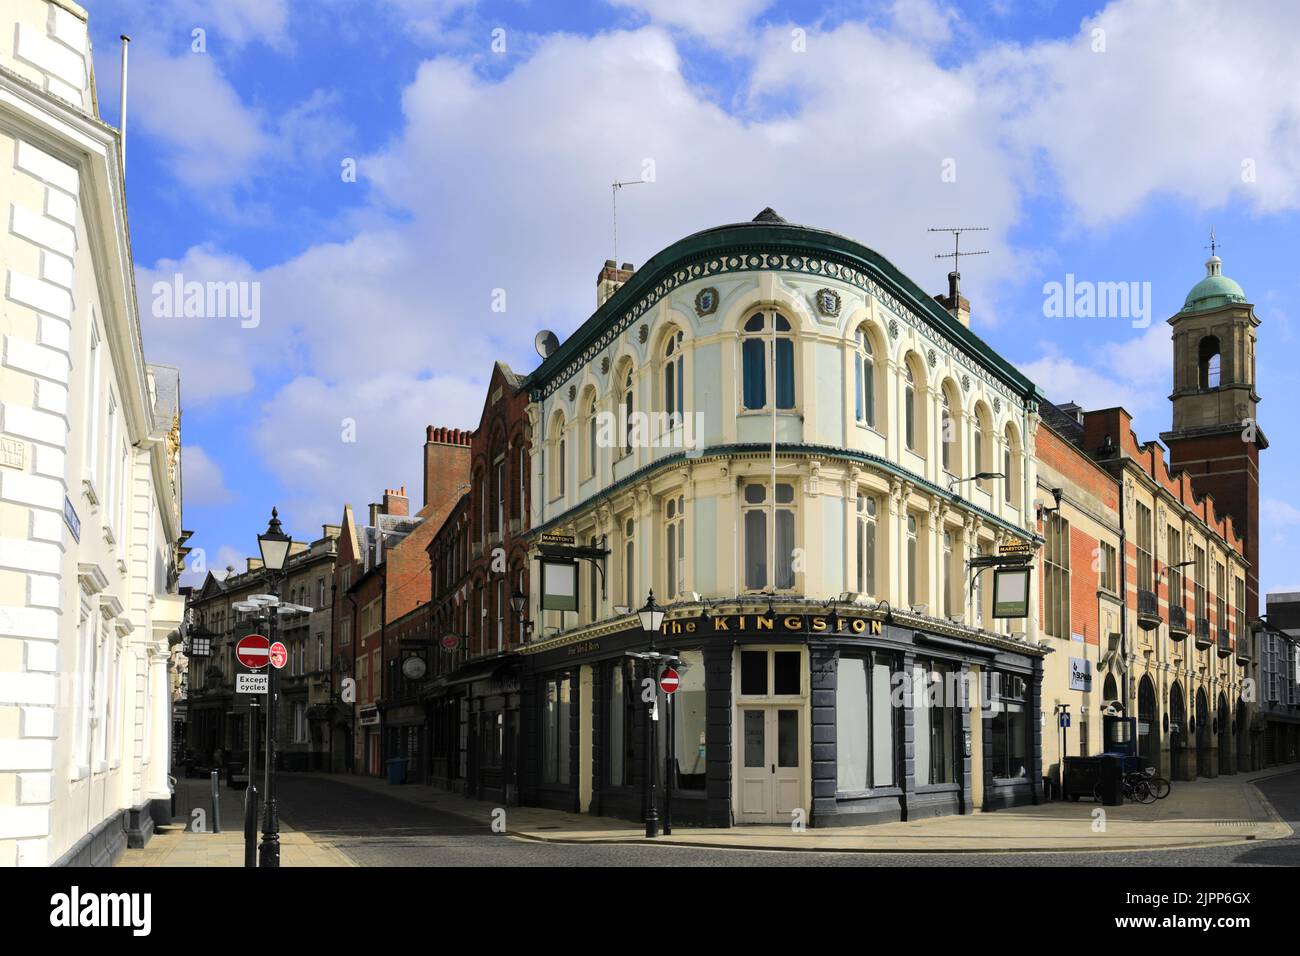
581 389 598 481
904 362 920 453
973 405 989 490
618 362 635 458
856 494 877 596
942 530 954 617
663 329 684 424
1198 336 1221 389
548 412 566 500
854 326 876 428
665 495 685 599
940 384 959 474
623 517 636 605
1003 424 1021 509
906 513 920 607
741 312 795 411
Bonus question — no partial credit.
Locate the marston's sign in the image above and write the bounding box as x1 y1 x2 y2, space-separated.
998 540 1035 556
539 532 576 547
663 614 885 637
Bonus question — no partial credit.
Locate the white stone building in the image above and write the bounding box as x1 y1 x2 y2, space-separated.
0 0 185 866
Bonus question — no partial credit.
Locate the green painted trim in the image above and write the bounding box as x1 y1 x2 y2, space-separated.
524 221 1043 403
527 442 1041 546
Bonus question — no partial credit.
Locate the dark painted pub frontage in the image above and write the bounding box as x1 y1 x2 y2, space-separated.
441 606 1047 828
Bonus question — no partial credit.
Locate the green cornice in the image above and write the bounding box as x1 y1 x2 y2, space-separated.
524 220 1043 404
527 442 1041 546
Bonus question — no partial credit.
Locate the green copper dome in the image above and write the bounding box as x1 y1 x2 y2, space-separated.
1182 255 1247 313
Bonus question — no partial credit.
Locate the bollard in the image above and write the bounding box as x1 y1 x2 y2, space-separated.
210 770 222 833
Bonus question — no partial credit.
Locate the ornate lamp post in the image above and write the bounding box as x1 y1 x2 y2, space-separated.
256 508 291 868
637 591 666 838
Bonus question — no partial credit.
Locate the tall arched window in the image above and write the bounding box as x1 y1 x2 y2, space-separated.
906 513 919 606
904 364 918 452
623 517 636 605
1003 424 1021 508
665 495 685 599
856 494 877 596
942 530 954 617
854 326 876 428
741 312 795 410
973 404 991 493
619 363 635 458
548 412 566 500
1198 336 1221 389
663 329 684 424
581 389 598 481
940 385 957 474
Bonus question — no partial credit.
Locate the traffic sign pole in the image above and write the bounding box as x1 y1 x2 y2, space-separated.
259 607 282 867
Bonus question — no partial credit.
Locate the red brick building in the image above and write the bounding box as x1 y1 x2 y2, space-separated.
424 362 532 802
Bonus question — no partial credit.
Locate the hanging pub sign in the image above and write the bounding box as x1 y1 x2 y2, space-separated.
402 655 427 680
539 532 576 548
998 539 1035 558
992 566 1031 618
540 558 578 611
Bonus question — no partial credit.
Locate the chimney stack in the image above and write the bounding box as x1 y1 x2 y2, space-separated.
597 260 634 307
424 425 473 511
934 271 971 328
382 485 409 517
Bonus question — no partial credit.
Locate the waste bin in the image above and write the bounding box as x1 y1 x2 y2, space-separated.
385 757 408 785
1097 753 1125 806
1063 756 1101 801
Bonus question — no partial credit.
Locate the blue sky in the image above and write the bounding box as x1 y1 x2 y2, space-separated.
80 0 1300 592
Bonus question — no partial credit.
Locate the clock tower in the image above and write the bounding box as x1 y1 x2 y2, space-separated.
1160 243 1265 618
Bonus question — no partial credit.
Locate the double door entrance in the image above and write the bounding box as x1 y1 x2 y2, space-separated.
738 705 802 824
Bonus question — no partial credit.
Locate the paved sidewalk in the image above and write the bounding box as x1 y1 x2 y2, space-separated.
303 765 1297 854
116 774 355 867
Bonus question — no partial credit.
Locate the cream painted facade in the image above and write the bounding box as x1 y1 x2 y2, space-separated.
529 229 1040 637
0 0 185 866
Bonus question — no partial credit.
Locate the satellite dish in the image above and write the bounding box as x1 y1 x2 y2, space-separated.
534 330 560 359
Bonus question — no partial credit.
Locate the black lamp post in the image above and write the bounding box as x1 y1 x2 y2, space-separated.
637 591 666 838
256 508 291 868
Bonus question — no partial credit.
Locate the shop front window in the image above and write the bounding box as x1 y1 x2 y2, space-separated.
541 675 571 785
913 662 956 786
654 650 706 793
988 672 1028 779
835 654 896 791
608 661 635 787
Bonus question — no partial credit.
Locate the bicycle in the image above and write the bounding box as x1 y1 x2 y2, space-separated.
1139 766 1171 799
1094 771 1157 804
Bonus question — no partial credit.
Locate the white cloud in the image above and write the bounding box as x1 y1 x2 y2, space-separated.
1263 498 1300 528
182 445 235 506
608 0 774 37
250 373 485 530
984 0 1300 224
1019 322 1171 419
130 49 269 189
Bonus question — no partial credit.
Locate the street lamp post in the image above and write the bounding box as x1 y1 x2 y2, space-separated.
256 508 291 868
637 592 666 838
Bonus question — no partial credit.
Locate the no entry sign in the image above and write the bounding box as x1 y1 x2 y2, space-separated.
269 641 288 669
236 634 270 669
659 667 680 695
